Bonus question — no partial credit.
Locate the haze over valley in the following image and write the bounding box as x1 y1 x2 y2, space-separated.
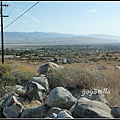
2 32 120 45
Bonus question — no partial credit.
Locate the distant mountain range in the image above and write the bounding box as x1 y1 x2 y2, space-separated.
1 32 120 45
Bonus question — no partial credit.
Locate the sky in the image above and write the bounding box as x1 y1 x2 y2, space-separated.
2 1 120 36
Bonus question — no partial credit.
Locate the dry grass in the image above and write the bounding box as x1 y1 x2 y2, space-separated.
22 100 42 108
46 61 120 106
1 59 120 106
6 60 38 76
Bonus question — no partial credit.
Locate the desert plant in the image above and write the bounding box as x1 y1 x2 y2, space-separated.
45 66 105 90
2 70 35 86
0 64 11 78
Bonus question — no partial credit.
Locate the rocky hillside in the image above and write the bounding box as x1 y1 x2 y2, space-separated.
0 62 120 118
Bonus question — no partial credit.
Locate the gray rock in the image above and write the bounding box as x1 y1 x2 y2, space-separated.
25 81 46 102
54 58 62 65
57 110 74 118
63 109 72 116
67 58 75 64
1 92 19 108
3 96 24 118
17 97 25 104
0 107 5 118
39 62 63 75
49 113 58 118
3 103 24 118
46 87 77 109
0 86 16 107
81 88 109 105
20 104 50 118
31 76 49 92
115 66 120 69
110 106 120 118
62 58 67 64
71 97 113 118
47 107 62 117
14 85 26 96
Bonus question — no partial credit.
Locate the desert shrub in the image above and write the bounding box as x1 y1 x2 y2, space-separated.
45 66 108 90
2 70 35 86
0 64 11 78
89 58 98 62
46 65 120 106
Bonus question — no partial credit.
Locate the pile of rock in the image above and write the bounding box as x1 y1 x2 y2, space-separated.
0 62 120 118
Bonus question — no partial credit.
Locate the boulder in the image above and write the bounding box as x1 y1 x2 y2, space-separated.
1 92 19 108
67 58 75 64
31 75 49 92
20 104 50 118
45 87 77 109
25 81 47 102
53 58 61 65
17 97 26 104
0 107 5 118
0 86 16 107
39 62 63 74
14 85 26 96
110 106 120 118
49 113 58 118
115 66 120 69
70 97 113 118
62 58 67 64
3 96 24 118
57 110 74 118
47 107 62 117
81 88 109 105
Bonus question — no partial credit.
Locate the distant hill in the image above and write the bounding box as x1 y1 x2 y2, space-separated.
1 32 120 45
81 34 120 40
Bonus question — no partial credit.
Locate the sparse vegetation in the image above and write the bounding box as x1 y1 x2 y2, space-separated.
45 65 120 106
0 44 120 107
2 70 35 86
0 64 11 78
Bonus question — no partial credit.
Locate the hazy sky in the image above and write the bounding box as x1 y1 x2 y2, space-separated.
2 1 120 36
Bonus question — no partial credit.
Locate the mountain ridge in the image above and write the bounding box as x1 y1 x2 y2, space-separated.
1 32 120 45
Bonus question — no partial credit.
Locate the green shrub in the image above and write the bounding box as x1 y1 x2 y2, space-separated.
2 70 35 86
0 64 11 78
